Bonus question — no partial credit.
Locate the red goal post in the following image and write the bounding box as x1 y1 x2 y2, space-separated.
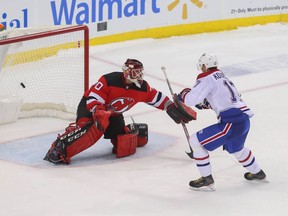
0 25 89 121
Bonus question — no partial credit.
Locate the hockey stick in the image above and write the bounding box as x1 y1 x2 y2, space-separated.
161 66 194 159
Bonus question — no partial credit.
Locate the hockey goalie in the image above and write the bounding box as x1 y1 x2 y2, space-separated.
44 58 196 164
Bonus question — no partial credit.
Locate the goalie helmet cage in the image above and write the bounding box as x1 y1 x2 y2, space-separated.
0 25 89 120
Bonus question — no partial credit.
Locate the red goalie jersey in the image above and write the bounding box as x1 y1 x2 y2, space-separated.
83 72 170 114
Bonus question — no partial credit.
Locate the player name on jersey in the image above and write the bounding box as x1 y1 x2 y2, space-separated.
213 72 225 80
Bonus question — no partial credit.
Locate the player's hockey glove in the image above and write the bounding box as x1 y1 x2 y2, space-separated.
195 98 211 110
177 88 191 102
92 104 111 132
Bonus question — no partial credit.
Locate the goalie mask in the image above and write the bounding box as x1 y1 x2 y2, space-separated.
198 53 218 71
122 59 144 88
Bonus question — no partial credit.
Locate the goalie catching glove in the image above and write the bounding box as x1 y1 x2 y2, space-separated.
166 96 197 124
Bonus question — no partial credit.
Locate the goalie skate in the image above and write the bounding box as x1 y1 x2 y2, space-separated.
43 139 70 165
189 175 215 191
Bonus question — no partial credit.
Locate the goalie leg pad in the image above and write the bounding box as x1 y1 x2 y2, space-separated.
116 133 137 158
44 122 87 164
124 123 148 147
44 122 104 164
65 122 104 159
114 123 148 158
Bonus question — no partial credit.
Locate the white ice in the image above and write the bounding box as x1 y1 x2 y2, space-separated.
1 23 288 216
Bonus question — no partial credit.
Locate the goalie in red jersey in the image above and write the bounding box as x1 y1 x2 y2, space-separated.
44 59 194 164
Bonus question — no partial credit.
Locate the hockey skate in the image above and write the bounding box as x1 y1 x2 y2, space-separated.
244 170 268 182
189 175 215 191
43 139 70 165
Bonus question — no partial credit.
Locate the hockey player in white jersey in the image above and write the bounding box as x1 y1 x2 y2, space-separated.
178 53 266 191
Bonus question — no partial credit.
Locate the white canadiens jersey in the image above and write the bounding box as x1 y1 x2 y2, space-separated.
184 69 253 117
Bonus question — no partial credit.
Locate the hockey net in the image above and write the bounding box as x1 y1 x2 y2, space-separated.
0 25 89 120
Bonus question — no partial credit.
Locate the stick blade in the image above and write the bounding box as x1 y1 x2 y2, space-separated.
185 151 194 159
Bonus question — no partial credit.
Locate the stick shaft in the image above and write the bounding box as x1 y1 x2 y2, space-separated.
161 66 194 158
161 66 175 96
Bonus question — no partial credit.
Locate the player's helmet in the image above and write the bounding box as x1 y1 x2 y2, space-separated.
122 59 144 88
198 53 218 70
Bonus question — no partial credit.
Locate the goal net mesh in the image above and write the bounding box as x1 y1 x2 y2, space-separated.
0 25 89 120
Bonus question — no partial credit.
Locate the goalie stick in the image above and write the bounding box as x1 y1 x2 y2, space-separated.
161 66 194 159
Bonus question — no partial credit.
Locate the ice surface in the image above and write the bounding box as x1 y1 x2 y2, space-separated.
0 23 288 216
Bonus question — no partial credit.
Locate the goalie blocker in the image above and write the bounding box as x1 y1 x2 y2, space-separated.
166 94 197 124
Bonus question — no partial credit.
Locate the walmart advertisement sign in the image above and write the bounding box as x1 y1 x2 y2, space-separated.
1 0 288 40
